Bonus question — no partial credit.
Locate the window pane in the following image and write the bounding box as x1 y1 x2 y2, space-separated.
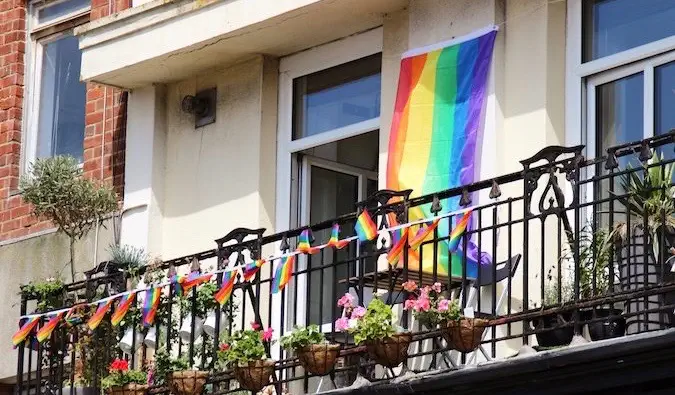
656 61 675 161
292 54 381 140
38 0 90 25
583 0 675 62
37 34 86 161
596 73 644 159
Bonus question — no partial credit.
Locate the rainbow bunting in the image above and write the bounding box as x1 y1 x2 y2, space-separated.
448 210 472 252
387 227 409 267
214 270 238 305
182 272 213 295
64 305 84 326
326 224 350 249
408 219 440 250
272 255 295 294
88 299 114 330
170 274 186 297
296 229 320 255
141 288 161 327
355 210 377 242
242 259 265 282
111 293 136 327
385 28 497 278
36 312 63 343
12 317 39 347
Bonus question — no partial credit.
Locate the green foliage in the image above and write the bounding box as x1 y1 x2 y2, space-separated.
100 360 147 390
152 349 190 386
20 277 65 312
20 156 118 281
108 244 148 278
279 325 325 351
576 225 616 298
218 329 268 368
350 298 396 345
195 282 219 316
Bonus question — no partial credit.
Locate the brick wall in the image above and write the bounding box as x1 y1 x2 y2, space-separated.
0 0 130 241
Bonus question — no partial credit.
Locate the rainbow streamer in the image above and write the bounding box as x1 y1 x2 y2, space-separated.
88 299 114 330
326 224 350 249
36 313 63 343
182 272 213 295
214 270 237 305
296 229 320 254
170 274 186 297
272 255 295 294
111 293 136 327
355 210 377 242
387 227 409 267
409 219 440 250
141 288 161 327
385 28 497 278
12 317 39 346
448 210 472 252
243 259 265 282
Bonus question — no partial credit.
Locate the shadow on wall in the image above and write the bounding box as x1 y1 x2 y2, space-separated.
0 219 116 381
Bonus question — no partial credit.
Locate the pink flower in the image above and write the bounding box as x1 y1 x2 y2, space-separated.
414 296 431 312
432 282 442 293
250 321 261 330
262 327 274 341
438 299 449 312
402 280 418 292
420 286 430 299
219 343 230 351
351 306 367 319
337 293 355 309
404 298 416 311
335 317 349 332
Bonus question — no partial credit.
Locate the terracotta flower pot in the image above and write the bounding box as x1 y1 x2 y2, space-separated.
107 383 147 395
441 318 489 353
296 344 341 376
167 370 209 395
232 359 276 392
364 333 412 368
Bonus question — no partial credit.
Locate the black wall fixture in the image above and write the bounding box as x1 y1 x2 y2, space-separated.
181 87 216 128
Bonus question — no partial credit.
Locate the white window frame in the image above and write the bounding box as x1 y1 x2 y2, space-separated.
565 0 675 150
22 0 91 174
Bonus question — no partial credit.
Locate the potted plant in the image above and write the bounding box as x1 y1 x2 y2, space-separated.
280 325 340 376
218 324 276 392
530 267 575 348
101 359 148 395
20 277 66 313
338 296 411 368
576 226 626 341
153 349 208 395
611 153 675 333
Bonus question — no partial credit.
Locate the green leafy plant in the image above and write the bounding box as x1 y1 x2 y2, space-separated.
279 325 326 351
218 325 273 368
20 156 118 282
100 359 147 390
108 244 148 279
20 277 65 312
195 282 219 317
576 226 617 298
401 281 460 328
152 349 190 386
349 298 396 345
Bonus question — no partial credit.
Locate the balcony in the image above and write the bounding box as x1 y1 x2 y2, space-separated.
14 131 675 394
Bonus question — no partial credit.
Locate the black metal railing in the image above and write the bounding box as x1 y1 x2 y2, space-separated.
15 131 675 394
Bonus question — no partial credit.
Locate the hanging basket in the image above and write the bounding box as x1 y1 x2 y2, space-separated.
364 333 412 368
107 383 147 395
232 359 276 392
441 318 489 353
296 344 341 376
167 370 209 395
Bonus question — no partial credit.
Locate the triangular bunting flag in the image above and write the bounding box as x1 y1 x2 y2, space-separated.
88 299 114 330
296 229 320 254
242 259 265 282
36 312 63 343
214 270 238 305
387 227 409 267
141 287 161 327
448 210 472 252
272 255 295 294
327 223 350 249
181 272 213 295
355 210 377 242
12 317 39 347
170 274 186 297
408 219 440 250
111 292 136 327
64 305 85 327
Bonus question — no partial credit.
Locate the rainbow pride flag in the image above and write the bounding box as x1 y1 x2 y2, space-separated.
296 229 320 255
386 28 497 278
141 288 161 327
12 317 39 347
355 210 377 242
111 293 136 327
88 299 114 330
272 255 295 294
327 224 350 249
214 270 237 305
36 313 63 343
242 259 266 282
